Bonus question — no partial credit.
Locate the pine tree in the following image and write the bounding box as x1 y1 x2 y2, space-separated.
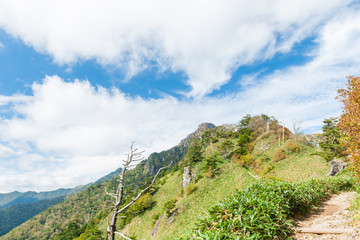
319 118 342 161
184 140 203 166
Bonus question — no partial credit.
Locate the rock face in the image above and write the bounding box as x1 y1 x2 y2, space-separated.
327 160 346 176
178 122 216 147
182 167 192 188
144 122 216 175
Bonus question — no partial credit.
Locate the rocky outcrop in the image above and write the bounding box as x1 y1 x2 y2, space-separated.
144 123 216 175
327 160 346 176
178 122 216 147
182 167 192 188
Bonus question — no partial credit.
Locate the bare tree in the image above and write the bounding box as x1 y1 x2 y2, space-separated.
106 142 172 240
292 120 302 142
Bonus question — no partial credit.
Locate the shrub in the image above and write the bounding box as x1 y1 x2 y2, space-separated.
210 137 218 143
180 177 355 240
259 154 271 163
128 193 153 214
236 154 254 168
273 148 286 162
261 163 275 176
163 199 177 217
286 141 301 153
259 131 272 139
185 184 197 195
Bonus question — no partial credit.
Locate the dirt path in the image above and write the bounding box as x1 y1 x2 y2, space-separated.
293 192 359 240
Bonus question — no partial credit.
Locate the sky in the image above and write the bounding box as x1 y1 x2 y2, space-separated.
0 0 360 193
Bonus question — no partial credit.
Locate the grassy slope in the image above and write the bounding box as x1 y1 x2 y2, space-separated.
114 137 332 240
121 163 255 240
2 125 337 240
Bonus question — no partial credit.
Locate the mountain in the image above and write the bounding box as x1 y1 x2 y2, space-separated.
0 196 65 237
2 117 346 240
0 188 80 209
1 122 215 240
0 186 89 237
95 167 122 184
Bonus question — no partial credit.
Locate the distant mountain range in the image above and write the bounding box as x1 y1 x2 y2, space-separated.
0 166 126 237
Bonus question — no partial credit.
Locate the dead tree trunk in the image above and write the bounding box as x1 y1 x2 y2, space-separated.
106 142 172 240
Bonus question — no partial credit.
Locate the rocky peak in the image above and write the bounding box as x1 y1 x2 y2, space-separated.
177 122 216 147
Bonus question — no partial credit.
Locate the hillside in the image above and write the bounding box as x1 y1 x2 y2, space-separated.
117 120 334 239
0 196 65 237
1 122 214 240
0 188 80 209
0 185 88 237
0 165 134 237
2 115 355 240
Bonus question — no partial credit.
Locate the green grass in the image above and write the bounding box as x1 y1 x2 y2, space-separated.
119 163 256 239
100 134 338 239
267 143 329 181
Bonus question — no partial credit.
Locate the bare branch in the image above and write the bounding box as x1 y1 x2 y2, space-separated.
114 231 132 240
117 161 172 214
105 188 117 199
107 142 173 240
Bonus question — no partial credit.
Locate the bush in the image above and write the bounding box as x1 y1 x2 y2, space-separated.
185 184 197 195
128 193 153 214
234 154 254 168
273 148 286 162
259 154 271 163
286 141 301 153
210 137 219 143
163 199 177 217
180 177 355 240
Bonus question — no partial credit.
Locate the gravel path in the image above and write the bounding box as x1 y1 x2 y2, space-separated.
293 192 360 240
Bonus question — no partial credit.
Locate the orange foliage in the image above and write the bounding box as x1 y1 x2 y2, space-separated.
337 75 360 179
273 148 286 162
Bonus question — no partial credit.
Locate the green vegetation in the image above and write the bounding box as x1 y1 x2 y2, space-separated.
184 140 204 167
0 196 65 237
4 114 357 240
180 177 355 239
318 117 343 161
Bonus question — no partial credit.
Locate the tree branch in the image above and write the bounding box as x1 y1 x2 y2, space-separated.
117 161 172 214
114 231 132 240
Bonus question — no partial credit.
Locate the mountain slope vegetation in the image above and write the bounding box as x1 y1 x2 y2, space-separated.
2 115 355 240
1 122 209 240
0 196 65 237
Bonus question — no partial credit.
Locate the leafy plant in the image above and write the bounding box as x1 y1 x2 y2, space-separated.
163 199 177 217
179 177 355 240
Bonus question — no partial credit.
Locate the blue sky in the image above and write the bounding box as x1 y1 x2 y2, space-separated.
0 0 359 192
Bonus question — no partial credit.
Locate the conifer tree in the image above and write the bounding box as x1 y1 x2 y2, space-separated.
319 118 343 161
184 140 203 166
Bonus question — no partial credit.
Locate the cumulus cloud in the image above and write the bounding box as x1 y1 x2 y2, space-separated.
0 1 360 192
0 0 352 97
0 69 349 192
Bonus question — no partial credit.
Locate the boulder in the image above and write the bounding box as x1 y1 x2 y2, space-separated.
327 160 346 176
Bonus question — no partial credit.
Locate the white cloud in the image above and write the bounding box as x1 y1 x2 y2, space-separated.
0 0 353 97
0 70 350 192
0 1 360 192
